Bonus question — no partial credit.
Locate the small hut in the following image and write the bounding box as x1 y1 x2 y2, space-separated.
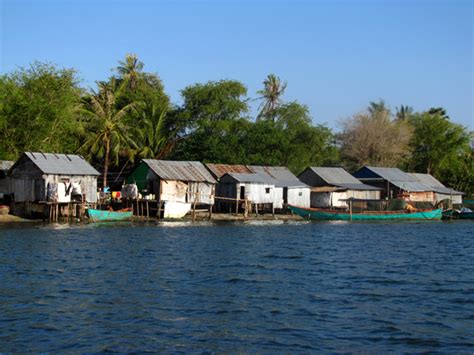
205 163 282 212
217 172 276 214
353 166 433 202
8 152 100 216
408 173 464 205
127 160 217 217
298 167 381 208
248 166 310 208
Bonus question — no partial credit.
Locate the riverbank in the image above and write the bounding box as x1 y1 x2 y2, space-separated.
0 214 35 223
0 212 304 224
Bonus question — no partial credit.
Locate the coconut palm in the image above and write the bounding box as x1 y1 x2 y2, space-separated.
395 105 414 121
257 74 287 120
137 104 170 159
368 99 390 116
79 79 138 188
116 53 144 91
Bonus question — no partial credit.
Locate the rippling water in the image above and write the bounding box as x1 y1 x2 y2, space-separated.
0 220 473 352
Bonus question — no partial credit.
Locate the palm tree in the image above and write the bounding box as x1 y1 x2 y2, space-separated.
137 104 169 159
257 74 287 120
368 99 390 116
116 53 144 91
395 105 414 121
79 79 138 188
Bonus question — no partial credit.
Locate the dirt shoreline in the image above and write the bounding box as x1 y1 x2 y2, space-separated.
0 214 37 223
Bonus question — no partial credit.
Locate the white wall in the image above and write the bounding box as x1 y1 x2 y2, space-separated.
241 182 275 204
287 187 310 208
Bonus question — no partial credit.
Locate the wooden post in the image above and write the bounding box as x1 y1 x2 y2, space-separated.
243 199 248 220
192 191 198 222
235 198 239 215
209 204 213 220
349 199 353 221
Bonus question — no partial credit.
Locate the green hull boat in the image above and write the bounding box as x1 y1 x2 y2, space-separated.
87 208 133 222
288 205 442 221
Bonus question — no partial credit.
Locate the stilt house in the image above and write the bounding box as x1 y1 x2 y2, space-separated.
205 164 277 212
298 167 381 208
408 173 464 204
248 166 310 208
128 160 217 205
8 152 100 214
353 166 434 202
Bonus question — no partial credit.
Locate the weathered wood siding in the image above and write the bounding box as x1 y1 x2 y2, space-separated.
188 182 215 205
435 193 462 204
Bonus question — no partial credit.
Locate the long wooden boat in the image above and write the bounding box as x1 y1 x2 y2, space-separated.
87 208 133 222
288 205 442 221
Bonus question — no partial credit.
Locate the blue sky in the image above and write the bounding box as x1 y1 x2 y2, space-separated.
1 0 472 129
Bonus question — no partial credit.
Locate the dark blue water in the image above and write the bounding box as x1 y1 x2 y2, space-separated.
0 220 473 353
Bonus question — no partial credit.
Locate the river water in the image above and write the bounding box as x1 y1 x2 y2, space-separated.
0 220 473 352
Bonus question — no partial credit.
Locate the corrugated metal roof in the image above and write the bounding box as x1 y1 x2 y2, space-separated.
408 173 445 187
220 172 275 184
0 160 14 171
310 167 363 185
23 152 100 175
409 173 464 195
362 166 431 192
248 166 308 188
143 159 216 183
205 164 251 179
307 167 378 191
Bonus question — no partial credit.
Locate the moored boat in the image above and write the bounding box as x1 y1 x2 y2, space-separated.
442 208 474 220
288 205 442 221
87 208 133 222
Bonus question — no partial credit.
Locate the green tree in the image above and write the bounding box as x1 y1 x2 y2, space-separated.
180 80 248 125
246 102 338 172
171 80 250 162
257 74 287 120
79 80 138 188
407 109 472 190
0 62 82 160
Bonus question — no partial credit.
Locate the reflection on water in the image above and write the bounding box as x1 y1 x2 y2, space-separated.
0 221 473 352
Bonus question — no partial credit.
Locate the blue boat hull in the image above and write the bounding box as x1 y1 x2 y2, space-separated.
87 208 133 222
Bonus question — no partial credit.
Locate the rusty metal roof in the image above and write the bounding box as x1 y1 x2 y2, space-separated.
248 165 308 188
143 159 216 183
17 152 100 175
205 164 252 179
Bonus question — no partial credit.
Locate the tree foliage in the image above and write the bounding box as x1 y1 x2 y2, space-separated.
257 74 287 120
407 109 473 194
78 80 138 188
339 101 413 170
0 58 472 195
0 62 82 159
